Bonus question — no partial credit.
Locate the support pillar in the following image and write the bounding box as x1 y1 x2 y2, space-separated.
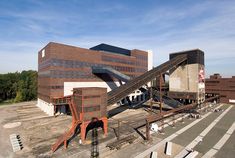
172 115 175 128
160 120 165 134
80 121 89 142
159 74 162 113
117 120 120 140
146 120 150 141
101 117 108 136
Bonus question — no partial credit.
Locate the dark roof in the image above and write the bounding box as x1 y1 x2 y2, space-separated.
169 49 204 65
90 43 131 56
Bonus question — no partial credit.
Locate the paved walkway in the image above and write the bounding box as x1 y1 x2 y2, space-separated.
175 105 233 158
193 105 235 154
202 122 235 158
171 105 227 147
134 104 224 158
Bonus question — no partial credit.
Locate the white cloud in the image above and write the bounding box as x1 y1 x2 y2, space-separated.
0 0 235 77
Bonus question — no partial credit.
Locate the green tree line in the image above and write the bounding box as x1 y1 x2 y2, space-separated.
0 70 37 103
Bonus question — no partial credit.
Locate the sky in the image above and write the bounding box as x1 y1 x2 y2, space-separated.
0 0 235 77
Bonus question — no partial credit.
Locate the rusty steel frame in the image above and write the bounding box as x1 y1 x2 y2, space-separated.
51 93 108 152
145 95 220 140
107 54 187 105
159 73 163 113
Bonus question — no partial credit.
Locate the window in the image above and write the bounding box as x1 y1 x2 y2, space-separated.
42 49 45 58
101 55 135 65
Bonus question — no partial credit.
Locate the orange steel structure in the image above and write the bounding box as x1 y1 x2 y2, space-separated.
51 88 108 152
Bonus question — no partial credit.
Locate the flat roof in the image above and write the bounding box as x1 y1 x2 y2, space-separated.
90 43 131 56
169 48 204 55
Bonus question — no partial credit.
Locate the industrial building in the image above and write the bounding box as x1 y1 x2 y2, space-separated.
37 42 153 116
48 48 209 152
168 49 205 104
206 73 235 104
20 43 234 158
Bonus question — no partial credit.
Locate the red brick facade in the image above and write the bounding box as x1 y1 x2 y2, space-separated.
38 42 149 103
205 74 235 104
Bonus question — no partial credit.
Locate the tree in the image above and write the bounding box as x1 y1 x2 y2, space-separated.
0 70 37 103
14 91 23 103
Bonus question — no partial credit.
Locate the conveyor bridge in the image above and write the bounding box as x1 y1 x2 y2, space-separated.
107 54 187 106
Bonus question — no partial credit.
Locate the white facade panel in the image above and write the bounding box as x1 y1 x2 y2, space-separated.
229 99 235 103
64 81 121 96
147 50 153 71
64 81 146 104
37 98 54 116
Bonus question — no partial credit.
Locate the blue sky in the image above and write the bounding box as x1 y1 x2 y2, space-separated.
0 0 235 77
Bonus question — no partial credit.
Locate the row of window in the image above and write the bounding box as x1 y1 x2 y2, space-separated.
39 70 138 79
134 54 148 61
135 68 148 73
39 58 139 73
206 81 220 83
39 58 145 73
39 58 148 79
136 61 148 67
39 58 51 70
38 69 96 78
40 57 148 71
39 58 135 70
52 70 96 79
38 85 64 89
113 66 135 72
101 55 135 65
39 58 100 69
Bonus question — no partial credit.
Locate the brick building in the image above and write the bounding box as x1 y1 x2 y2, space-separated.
206 73 235 104
37 42 153 115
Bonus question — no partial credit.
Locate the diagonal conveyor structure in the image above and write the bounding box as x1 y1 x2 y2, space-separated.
107 54 187 106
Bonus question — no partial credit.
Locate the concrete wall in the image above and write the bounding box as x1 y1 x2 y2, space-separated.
169 64 205 92
169 63 205 102
170 64 203 92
